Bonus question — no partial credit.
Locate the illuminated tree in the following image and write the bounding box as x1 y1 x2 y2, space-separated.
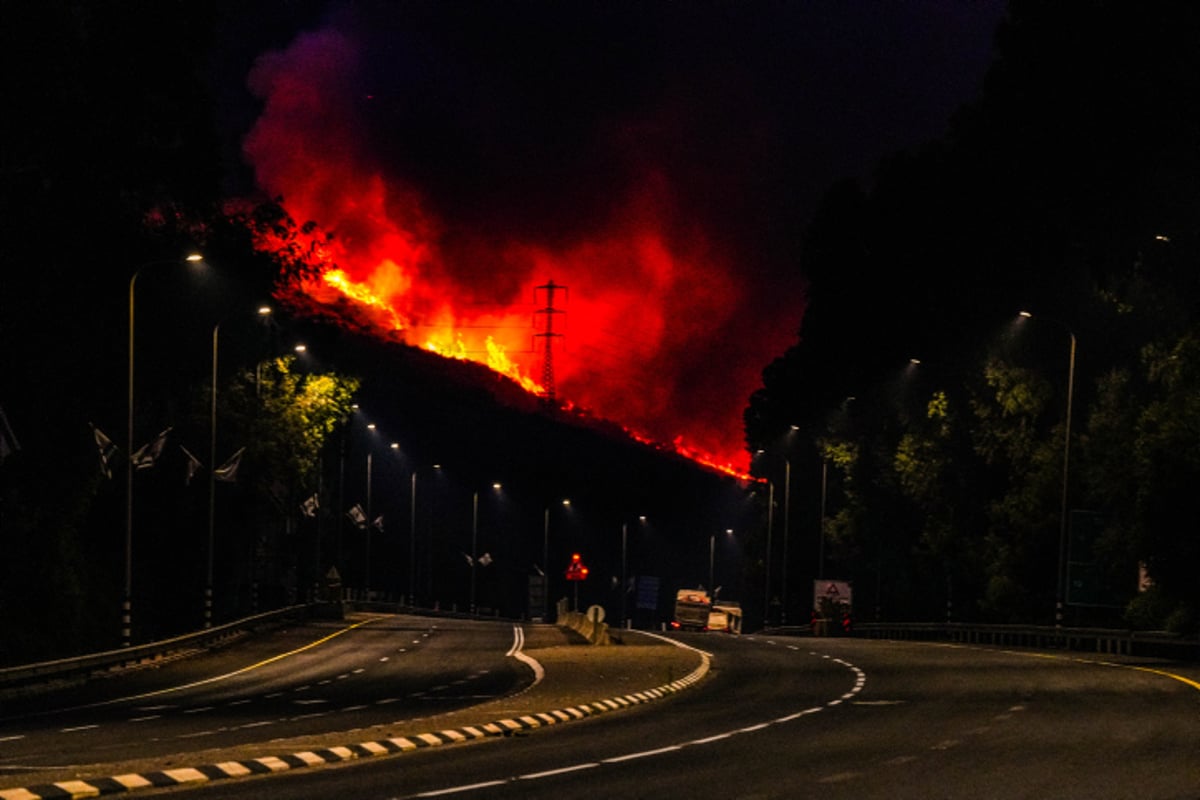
212 356 359 614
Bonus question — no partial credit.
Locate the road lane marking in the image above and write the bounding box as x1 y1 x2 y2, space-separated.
508 625 545 687
603 745 684 762
818 771 861 783
76 616 387 710
518 763 599 780
388 645 865 798
414 780 509 796
885 755 919 765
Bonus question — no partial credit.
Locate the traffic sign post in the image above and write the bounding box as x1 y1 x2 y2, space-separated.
565 553 589 611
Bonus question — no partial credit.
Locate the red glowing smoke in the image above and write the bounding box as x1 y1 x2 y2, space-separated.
240 25 799 477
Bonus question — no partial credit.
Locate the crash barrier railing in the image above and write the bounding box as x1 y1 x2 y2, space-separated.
851 621 1198 661
0 604 310 694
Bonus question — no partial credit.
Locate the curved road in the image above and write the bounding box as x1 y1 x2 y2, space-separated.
3 616 1198 799
0 614 526 776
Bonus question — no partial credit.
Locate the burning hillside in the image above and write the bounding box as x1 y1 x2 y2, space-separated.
236 20 802 479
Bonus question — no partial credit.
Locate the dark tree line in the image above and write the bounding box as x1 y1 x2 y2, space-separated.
745 2 1199 632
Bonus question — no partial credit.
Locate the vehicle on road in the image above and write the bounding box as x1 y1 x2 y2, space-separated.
671 588 711 631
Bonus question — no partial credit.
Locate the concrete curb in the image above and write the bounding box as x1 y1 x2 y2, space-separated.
0 640 710 800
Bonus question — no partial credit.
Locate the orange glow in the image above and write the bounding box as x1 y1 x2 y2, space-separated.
234 26 796 482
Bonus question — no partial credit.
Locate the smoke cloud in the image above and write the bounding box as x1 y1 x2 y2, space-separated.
239 9 805 474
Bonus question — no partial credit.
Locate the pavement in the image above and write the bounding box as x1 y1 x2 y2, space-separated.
0 625 709 800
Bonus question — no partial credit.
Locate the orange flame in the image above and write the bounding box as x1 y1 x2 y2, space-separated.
236 25 796 483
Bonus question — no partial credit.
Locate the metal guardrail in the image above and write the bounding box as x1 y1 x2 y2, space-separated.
850 621 1199 661
0 605 311 692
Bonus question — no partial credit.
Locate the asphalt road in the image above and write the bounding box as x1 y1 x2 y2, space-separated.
182 634 1196 800
0 614 525 776
3 617 1197 800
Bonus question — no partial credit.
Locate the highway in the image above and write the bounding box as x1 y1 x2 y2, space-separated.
2 614 1197 799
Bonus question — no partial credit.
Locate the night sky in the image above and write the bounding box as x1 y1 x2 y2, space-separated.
201 0 1007 471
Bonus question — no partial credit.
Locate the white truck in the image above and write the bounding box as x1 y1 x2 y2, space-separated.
671 588 742 633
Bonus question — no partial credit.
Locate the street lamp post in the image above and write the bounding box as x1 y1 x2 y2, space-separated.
819 458 828 580
781 457 791 624
125 253 202 647
1019 311 1077 627
470 483 501 614
471 490 478 614
409 471 417 606
620 520 632 626
1057 330 1077 627
709 532 715 595
619 516 645 628
710 529 733 600
206 322 219 629
542 499 569 621
763 480 774 630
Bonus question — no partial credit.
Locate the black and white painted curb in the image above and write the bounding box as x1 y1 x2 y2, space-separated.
0 642 710 800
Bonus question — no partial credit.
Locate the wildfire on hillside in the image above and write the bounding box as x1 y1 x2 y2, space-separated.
236 25 798 482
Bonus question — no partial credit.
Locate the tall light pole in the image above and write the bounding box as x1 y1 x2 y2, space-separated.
470 483 501 614
409 470 417 606
543 499 569 621
364 424 375 597
621 522 628 627
818 458 828 580
471 490 478 614
206 322 219 629
1019 311 1076 627
619 515 646 628
710 528 733 600
125 253 202 647
764 480 774 630
781 456 791 624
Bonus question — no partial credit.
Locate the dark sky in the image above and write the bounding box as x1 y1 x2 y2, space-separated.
210 0 1007 266
195 1 1009 469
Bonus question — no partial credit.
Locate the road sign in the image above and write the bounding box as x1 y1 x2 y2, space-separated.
565 553 589 581
813 579 852 611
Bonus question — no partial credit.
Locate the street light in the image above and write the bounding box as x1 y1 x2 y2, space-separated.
781 445 794 624
819 458 828 580
620 515 646 628
765 477 775 630
125 252 202 646
365 424 377 597
470 483 502 614
206 321 219 629
1018 310 1077 627
543 498 570 620
709 529 733 599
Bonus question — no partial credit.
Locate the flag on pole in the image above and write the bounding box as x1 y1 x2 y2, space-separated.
180 446 203 485
372 514 384 531
346 503 367 529
461 551 473 566
89 422 116 478
478 552 493 567
214 446 245 482
300 492 320 518
132 427 172 470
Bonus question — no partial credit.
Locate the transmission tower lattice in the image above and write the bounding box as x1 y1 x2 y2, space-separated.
534 280 566 405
